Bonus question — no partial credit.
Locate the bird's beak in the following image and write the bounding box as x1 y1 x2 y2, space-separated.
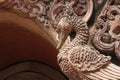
56 17 71 49
57 31 69 49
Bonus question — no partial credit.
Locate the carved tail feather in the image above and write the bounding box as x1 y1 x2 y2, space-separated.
86 63 120 80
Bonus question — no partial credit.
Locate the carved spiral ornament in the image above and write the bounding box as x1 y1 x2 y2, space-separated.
92 0 120 59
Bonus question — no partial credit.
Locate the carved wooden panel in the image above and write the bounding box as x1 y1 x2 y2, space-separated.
1 0 120 80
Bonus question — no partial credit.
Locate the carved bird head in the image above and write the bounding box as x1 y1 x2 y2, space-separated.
56 4 75 49
56 17 72 49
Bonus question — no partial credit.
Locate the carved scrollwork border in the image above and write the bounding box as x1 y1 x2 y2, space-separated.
0 0 91 28
92 0 120 59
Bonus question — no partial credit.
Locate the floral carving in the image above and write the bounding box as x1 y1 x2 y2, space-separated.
92 0 120 59
48 0 90 28
0 0 89 29
0 0 51 27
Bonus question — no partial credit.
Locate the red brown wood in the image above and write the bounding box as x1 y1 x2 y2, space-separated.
0 22 58 69
0 61 68 80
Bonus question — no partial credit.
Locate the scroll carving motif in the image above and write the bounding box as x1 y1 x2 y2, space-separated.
0 0 89 29
0 0 52 27
92 0 120 59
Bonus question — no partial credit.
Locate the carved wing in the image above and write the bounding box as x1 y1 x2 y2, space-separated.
68 45 111 72
68 46 120 79
86 63 120 80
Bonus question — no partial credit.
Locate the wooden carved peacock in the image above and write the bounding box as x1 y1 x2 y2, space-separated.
56 2 120 80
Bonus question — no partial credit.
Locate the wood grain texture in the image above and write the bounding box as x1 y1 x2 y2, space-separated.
0 61 68 80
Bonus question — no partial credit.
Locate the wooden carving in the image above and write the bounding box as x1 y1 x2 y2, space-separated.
92 0 120 60
56 0 120 80
1 0 120 80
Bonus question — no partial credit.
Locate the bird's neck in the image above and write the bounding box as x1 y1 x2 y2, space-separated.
58 11 89 58
59 23 89 53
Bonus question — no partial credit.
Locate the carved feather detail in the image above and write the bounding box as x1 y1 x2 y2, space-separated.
67 45 120 79
68 45 111 72
86 63 120 80
57 1 120 80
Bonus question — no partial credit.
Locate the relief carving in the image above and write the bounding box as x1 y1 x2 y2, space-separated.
0 0 51 27
92 0 120 60
1 0 120 80
56 0 120 80
0 0 89 28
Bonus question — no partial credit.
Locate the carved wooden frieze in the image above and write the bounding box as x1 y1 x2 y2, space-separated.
1 0 120 80
0 0 52 27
